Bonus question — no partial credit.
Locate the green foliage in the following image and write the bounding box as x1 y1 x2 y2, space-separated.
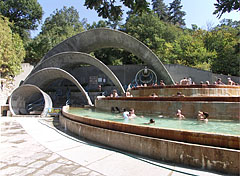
123 12 217 69
124 12 182 63
0 0 43 40
84 0 150 21
168 0 186 27
124 15 239 76
25 6 85 65
204 20 240 76
41 6 83 33
171 31 216 67
87 20 109 29
152 0 169 21
23 1 238 77
213 0 240 18
0 15 25 77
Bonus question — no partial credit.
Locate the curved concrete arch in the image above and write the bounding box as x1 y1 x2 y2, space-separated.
9 84 52 116
39 28 174 85
31 52 125 94
23 67 93 106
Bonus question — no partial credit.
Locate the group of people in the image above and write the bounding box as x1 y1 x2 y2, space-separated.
123 108 137 121
121 107 209 124
107 76 234 125
176 77 239 86
113 103 210 124
110 89 133 98
126 80 166 91
122 108 155 125
179 77 192 85
214 77 237 85
200 77 237 86
109 77 238 99
176 109 209 123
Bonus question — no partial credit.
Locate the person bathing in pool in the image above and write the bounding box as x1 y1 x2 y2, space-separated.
128 108 137 119
144 119 155 125
176 109 185 120
197 111 209 123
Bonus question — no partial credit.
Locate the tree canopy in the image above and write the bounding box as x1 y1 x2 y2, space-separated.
25 6 85 65
213 0 240 18
80 11 239 76
204 19 240 76
0 0 43 40
84 0 150 21
0 15 25 77
1 0 237 77
152 0 169 22
123 12 216 69
168 0 186 26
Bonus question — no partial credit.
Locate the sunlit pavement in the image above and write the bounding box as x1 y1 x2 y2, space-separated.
0 117 223 176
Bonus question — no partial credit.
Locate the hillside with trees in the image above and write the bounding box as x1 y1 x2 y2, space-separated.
0 0 239 78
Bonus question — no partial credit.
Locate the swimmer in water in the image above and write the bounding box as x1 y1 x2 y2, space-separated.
198 111 209 123
176 109 185 120
128 108 137 119
144 119 155 125
122 109 129 121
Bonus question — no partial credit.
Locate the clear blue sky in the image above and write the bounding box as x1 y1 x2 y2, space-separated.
31 0 239 38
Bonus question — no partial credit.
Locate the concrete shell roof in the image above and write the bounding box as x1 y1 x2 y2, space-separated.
30 52 125 94
23 67 93 106
38 28 174 85
9 84 52 116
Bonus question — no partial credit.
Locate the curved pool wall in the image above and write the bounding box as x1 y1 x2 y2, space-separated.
130 85 240 97
95 97 240 120
60 106 240 175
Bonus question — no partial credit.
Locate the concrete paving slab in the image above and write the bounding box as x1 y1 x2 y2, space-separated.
42 138 83 152
57 145 114 167
0 118 104 176
87 152 173 176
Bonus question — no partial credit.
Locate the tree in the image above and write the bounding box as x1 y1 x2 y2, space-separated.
25 6 85 65
106 16 124 29
213 0 240 18
87 20 109 30
171 31 216 69
0 0 43 40
123 12 183 64
0 15 25 77
168 0 186 27
152 0 169 21
41 6 83 33
204 20 240 76
124 12 216 69
84 0 150 21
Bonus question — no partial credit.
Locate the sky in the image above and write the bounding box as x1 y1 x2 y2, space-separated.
31 0 240 38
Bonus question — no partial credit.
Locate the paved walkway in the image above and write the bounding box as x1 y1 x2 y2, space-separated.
0 117 223 176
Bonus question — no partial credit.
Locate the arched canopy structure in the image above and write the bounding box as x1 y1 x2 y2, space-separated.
39 28 174 85
30 52 125 94
23 67 93 106
9 84 52 116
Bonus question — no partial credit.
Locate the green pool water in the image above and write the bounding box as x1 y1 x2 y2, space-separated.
67 108 240 136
